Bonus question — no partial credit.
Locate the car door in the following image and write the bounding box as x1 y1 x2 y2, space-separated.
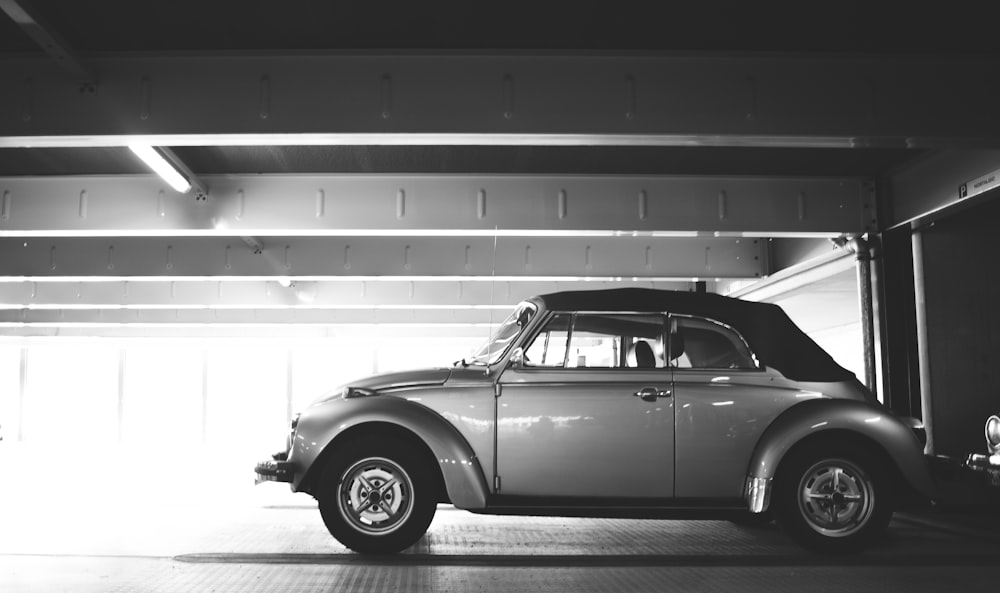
668 314 797 499
496 312 675 499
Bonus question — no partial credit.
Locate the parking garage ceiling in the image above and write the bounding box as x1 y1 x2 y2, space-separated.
0 1 995 55
4 0 995 176
1 0 998 336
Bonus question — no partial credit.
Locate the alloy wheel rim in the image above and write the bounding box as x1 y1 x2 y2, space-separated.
338 457 414 535
797 458 874 538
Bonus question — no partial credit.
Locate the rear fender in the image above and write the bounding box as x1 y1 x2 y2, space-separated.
746 398 933 511
291 396 490 510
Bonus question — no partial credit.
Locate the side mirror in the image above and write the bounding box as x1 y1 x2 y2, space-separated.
509 347 525 368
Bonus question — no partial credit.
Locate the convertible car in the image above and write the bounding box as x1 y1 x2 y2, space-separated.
256 288 933 554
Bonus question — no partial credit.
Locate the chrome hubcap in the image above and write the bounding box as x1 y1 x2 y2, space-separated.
797 458 874 537
338 457 413 535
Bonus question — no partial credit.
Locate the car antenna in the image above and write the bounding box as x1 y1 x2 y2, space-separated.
485 226 498 377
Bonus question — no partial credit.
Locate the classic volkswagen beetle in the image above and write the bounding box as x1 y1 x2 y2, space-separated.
256 288 933 554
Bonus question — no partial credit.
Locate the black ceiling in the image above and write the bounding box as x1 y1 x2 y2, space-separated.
7 1 992 179
0 1 995 55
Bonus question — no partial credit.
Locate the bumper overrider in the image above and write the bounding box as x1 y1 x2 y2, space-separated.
255 451 294 485
256 413 300 485
965 453 1000 488
964 414 1000 488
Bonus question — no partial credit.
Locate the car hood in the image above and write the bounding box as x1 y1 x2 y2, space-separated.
308 368 455 407
306 365 502 407
347 367 453 392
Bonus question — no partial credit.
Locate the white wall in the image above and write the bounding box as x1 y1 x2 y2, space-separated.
0 336 482 455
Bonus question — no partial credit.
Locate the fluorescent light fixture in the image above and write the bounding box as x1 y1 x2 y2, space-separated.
128 143 191 193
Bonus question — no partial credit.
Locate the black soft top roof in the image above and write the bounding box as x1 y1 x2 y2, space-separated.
536 288 854 383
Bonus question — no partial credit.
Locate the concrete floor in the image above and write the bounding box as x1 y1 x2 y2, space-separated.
1 444 998 593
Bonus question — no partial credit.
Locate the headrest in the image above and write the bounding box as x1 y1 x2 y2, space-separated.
628 341 656 368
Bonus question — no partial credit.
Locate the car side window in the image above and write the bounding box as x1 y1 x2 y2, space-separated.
523 313 572 367
523 312 666 369
670 316 757 370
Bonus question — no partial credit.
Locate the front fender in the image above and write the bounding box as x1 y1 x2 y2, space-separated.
747 398 933 507
290 396 490 510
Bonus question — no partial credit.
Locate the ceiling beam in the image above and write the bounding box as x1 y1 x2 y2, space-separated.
0 236 766 279
0 277 701 331
0 324 503 340
0 307 505 325
0 0 96 90
0 279 693 308
883 149 1000 229
1 53 999 147
0 174 873 236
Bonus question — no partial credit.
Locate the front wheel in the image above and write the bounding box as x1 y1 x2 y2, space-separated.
774 445 893 553
318 437 437 554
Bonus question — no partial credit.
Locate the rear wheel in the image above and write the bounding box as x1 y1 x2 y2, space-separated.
317 436 437 554
774 444 893 553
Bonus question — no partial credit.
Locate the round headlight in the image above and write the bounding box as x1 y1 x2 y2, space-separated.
986 415 1000 452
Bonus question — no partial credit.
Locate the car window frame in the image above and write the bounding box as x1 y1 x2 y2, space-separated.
518 310 669 371
667 313 762 372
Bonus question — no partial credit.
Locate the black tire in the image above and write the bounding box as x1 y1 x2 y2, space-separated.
317 436 437 554
774 443 893 553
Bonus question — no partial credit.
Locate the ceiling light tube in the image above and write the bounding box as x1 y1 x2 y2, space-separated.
128 143 191 193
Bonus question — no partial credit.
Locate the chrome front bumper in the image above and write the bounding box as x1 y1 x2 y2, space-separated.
254 452 294 485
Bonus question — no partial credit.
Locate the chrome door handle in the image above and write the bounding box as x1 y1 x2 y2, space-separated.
633 387 672 402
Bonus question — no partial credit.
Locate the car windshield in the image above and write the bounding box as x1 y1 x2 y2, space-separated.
464 302 537 366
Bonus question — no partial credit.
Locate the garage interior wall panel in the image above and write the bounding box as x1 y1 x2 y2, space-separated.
206 345 298 452
0 336 485 452
22 344 119 445
920 192 1000 456
122 346 204 445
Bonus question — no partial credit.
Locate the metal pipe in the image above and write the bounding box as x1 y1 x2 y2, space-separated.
850 236 878 394
911 230 935 455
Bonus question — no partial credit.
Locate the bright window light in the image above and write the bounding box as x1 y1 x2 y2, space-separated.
128 143 191 193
